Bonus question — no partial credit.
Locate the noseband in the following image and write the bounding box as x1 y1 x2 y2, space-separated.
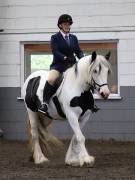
89 78 108 92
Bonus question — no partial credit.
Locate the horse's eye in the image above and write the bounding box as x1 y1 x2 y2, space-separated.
94 69 97 73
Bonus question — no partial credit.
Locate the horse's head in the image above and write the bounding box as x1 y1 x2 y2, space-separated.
89 51 111 99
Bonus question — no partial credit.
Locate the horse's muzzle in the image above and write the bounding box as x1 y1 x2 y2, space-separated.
100 92 109 99
100 86 110 99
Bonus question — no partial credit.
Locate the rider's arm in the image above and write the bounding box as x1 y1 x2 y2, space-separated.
51 35 67 62
73 35 84 59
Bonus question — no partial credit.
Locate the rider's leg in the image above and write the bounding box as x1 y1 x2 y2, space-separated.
38 70 60 113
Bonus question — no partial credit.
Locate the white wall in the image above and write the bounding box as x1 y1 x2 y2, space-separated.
0 0 135 33
0 0 135 87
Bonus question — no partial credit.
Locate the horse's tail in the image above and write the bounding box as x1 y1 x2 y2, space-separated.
27 112 64 158
38 113 64 155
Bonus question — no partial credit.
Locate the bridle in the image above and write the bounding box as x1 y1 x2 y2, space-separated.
89 78 108 92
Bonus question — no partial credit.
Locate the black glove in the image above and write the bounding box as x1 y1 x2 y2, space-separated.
65 56 76 64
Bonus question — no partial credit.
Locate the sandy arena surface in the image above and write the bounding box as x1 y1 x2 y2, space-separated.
0 139 135 180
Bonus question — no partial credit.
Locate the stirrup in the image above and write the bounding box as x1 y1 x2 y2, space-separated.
38 103 48 114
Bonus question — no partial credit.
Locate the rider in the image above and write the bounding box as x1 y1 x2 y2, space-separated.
38 14 84 113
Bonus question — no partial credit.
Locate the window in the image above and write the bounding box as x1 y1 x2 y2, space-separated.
31 54 53 72
23 41 118 97
24 44 52 80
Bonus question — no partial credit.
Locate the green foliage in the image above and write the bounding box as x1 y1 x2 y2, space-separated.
31 54 53 70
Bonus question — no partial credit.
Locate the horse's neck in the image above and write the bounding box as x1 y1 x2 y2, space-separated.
77 58 91 87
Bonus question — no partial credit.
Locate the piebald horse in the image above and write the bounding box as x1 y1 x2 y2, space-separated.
22 51 111 167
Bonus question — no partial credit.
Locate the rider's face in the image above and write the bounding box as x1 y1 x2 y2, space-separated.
60 22 71 33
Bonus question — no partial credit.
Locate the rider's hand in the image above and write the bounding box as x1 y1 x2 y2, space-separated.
64 56 76 64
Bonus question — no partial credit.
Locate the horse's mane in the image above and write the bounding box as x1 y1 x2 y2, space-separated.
63 55 111 87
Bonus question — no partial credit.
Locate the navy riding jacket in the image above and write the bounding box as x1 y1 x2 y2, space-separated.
50 32 84 73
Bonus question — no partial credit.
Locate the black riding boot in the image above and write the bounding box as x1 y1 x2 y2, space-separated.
38 81 56 113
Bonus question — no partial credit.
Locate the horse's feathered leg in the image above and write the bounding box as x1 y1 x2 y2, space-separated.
27 108 49 164
65 135 95 167
78 111 95 166
65 110 94 167
79 110 92 129
64 110 85 166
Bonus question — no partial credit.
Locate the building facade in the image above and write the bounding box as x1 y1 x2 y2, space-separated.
0 0 135 140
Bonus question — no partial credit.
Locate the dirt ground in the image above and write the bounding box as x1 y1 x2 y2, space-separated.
0 139 135 180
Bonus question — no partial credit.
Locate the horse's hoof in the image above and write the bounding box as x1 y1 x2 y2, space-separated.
66 161 80 167
65 156 95 167
84 156 95 167
35 156 49 164
65 160 84 167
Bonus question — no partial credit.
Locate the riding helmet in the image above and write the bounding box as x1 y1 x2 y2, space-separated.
57 14 73 28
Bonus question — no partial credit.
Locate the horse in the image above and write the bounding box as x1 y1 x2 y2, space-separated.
22 51 111 167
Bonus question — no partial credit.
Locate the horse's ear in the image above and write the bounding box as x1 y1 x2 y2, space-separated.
105 51 111 60
91 51 97 63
